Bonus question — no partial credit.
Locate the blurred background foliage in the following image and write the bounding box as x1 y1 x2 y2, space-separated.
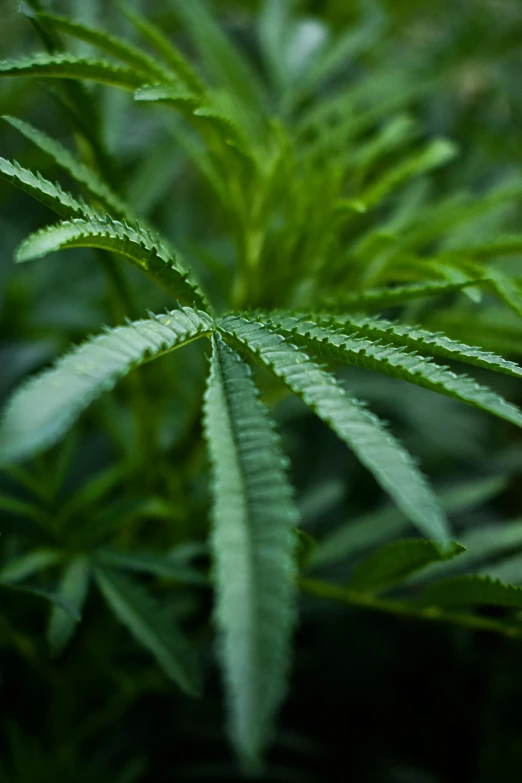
2 0 522 780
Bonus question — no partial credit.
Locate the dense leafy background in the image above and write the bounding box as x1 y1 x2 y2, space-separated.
2 0 522 780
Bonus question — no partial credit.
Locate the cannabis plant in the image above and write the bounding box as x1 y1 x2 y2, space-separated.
2 0 522 772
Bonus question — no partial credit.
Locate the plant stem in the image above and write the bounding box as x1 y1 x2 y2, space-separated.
300 578 522 639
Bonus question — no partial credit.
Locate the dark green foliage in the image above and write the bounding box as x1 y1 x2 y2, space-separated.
2 0 522 779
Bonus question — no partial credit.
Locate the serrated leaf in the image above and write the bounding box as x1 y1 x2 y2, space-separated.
120 2 205 94
317 278 483 311
2 116 131 220
134 82 199 108
422 575 522 609
0 52 146 90
313 313 522 379
218 316 449 545
203 334 298 768
47 556 90 657
0 307 213 464
135 86 251 157
349 539 465 593
16 216 207 307
174 0 268 135
265 316 522 430
35 12 170 81
95 567 200 696
0 158 94 220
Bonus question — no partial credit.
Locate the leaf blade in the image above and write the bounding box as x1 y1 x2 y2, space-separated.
203 333 299 767
219 316 449 545
47 556 90 657
16 216 207 307
2 115 132 220
349 539 465 593
266 316 522 430
95 567 200 696
0 52 146 90
0 307 213 464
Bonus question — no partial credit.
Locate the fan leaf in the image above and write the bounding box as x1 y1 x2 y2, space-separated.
95 567 200 696
35 12 170 81
310 313 522 379
203 333 298 768
16 216 207 307
2 116 132 220
0 53 146 90
218 316 449 545
265 316 522 429
0 307 213 464
0 158 94 220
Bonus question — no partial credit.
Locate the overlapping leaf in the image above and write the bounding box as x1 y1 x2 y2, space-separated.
264 315 522 429
219 316 449 544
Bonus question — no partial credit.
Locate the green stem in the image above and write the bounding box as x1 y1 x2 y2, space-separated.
299 578 522 639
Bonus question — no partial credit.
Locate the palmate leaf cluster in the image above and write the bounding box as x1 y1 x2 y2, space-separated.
2 0 522 774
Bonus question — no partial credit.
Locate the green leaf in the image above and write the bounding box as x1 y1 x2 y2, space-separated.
35 12 170 81
0 53 146 90
422 575 522 609
313 312 522 379
2 116 132 220
174 0 268 135
353 138 457 210
438 234 522 261
318 279 483 311
135 86 251 157
95 567 200 696
0 549 62 582
0 580 80 617
120 2 205 94
203 334 298 768
95 549 208 585
0 307 213 464
309 474 506 570
134 82 199 108
0 494 48 524
16 216 207 307
265 316 522 430
47 556 90 657
0 158 94 220
219 316 449 545
349 539 465 593
486 270 522 320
